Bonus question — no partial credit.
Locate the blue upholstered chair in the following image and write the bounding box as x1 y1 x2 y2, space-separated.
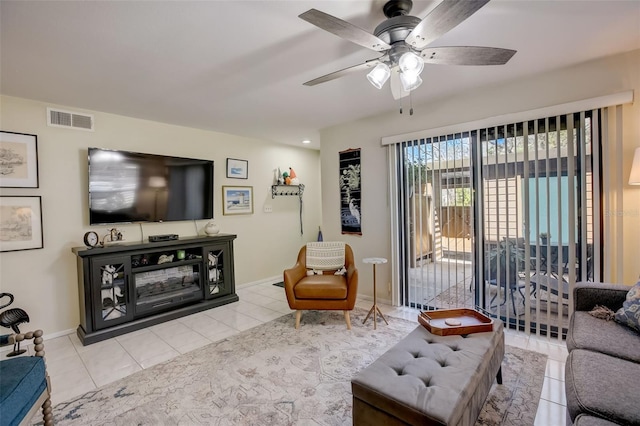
0 330 52 426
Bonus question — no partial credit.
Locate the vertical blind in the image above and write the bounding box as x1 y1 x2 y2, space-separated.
388 102 628 339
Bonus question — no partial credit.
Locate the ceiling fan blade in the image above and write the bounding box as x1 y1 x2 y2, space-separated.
389 67 410 100
299 9 391 52
421 46 516 65
303 59 381 86
406 0 491 50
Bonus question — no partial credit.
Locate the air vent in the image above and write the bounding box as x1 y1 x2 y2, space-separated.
47 107 94 131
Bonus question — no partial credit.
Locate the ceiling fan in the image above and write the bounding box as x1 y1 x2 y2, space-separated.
299 0 516 100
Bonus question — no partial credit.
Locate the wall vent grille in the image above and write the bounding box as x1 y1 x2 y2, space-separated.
47 108 94 131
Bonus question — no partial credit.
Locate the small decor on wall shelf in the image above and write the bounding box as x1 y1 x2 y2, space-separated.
277 166 300 185
0 196 44 252
288 167 299 185
226 158 248 179
204 221 220 235
0 131 39 188
223 186 253 215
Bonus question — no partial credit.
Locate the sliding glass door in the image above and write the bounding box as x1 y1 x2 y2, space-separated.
397 135 475 311
393 110 601 338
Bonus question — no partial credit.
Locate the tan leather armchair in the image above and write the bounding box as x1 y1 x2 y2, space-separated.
284 244 358 329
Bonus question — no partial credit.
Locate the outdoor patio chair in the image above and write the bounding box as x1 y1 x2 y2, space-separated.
530 274 570 307
487 240 527 315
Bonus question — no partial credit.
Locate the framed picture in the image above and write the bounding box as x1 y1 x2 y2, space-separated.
226 158 248 179
0 196 44 252
222 186 253 215
0 131 39 188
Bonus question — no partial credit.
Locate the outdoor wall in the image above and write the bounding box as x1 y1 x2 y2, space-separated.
0 95 321 336
320 49 640 304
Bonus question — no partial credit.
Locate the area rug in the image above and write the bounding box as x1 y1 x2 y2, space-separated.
46 308 547 425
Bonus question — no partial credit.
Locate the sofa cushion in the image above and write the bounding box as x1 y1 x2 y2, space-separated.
574 414 621 426
565 349 640 425
614 281 640 332
566 311 640 363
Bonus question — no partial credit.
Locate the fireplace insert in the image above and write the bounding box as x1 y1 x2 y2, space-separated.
133 264 202 315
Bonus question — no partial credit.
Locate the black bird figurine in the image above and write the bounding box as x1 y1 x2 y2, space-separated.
0 293 30 357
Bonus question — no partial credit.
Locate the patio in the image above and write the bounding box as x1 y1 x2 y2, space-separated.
407 254 571 337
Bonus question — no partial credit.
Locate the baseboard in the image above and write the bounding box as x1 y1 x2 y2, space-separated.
237 275 281 289
44 328 77 340
357 294 393 306
0 327 76 354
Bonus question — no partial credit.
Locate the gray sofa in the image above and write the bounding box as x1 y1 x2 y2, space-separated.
565 282 640 426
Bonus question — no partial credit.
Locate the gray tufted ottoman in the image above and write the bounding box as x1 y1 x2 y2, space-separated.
351 321 504 425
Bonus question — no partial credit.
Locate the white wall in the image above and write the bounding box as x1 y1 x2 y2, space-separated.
0 95 321 336
320 49 640 303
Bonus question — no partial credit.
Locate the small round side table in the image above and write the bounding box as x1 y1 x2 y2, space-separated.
362 257 389 329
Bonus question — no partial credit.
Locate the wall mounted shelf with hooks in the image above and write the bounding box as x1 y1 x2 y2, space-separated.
271 184 305 200
271 184 305 235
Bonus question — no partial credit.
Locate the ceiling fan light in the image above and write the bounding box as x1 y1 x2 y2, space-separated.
399 51 424 77
366 63 391 89
400 72 423 92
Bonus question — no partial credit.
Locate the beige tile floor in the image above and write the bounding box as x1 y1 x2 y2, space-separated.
5 281 569 425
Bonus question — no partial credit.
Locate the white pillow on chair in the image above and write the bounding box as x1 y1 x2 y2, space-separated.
306 242 345 270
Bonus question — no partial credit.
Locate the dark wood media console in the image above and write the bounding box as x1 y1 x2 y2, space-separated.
72 234 238 345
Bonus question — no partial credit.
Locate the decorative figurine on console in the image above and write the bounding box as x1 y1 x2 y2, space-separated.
204 221 220 236
102 264 116 285
101 228 124 246
208 253 219 281
158 254 174 264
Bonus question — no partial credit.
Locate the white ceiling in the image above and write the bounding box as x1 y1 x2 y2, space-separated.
1 1 639 150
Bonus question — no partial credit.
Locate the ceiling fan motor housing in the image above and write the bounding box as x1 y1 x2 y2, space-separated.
374 15 421 45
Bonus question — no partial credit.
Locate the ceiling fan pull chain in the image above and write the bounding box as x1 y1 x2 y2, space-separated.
409 91 414 116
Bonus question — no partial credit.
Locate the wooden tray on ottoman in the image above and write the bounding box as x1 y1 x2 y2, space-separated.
418 308 493 336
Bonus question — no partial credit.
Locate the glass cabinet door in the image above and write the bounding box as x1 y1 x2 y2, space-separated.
205 245 231 299
91 256 133 329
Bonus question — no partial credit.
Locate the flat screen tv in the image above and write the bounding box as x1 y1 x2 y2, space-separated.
88 148 214 225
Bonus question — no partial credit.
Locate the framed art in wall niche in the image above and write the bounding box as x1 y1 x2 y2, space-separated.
222 186 253 215
0 196 44 252
226 158 248 179
0 131 39 188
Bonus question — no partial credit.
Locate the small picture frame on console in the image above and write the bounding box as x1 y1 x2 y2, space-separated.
226 158 248 179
